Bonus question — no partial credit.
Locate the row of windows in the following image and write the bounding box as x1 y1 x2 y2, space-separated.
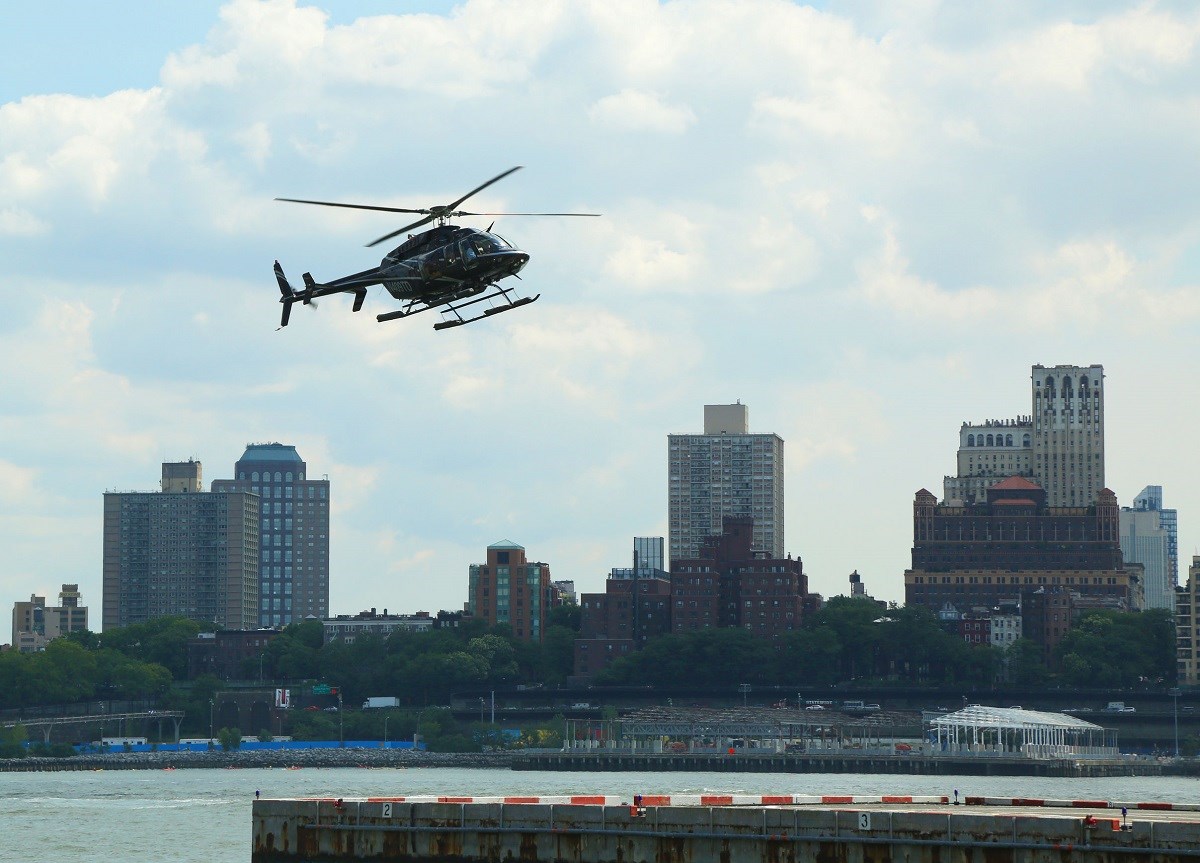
911 574 1119 585
966 433 1031 448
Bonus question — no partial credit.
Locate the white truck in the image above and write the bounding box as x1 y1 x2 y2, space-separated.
1104 701 1136 713
362 696 401 709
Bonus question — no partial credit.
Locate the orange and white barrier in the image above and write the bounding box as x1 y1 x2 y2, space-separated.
347 794 951 806
963 797 1200 812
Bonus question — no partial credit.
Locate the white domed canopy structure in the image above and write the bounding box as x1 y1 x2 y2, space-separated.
929 705 1115 758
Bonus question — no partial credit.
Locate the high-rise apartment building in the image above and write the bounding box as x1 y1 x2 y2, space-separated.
1030 364 1105 507
212 443 330 627
1120 486 1177 610
467 541 551 642
668 403 784 564
103 461 258 630
1177 556 1200 685
1118 489 1176 612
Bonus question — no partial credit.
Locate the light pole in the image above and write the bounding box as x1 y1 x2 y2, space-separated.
739 683 751 707
415 706 434 750
208 699 215 743
383 714 389 749
259 653 265 683
1171 688 1181 757
337 689 344 748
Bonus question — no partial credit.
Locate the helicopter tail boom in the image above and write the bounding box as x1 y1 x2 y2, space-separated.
274 261 371 328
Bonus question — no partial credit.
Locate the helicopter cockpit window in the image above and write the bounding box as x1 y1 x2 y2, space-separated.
462 233 510 260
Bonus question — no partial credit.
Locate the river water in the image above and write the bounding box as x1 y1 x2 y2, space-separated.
5 766 1199 863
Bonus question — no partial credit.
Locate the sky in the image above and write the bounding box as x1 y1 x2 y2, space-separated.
3 0 1200 629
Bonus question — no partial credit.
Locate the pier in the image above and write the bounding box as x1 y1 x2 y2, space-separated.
252 795 1200 862
512 750 1163 776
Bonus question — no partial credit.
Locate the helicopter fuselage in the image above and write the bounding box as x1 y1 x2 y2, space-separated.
273 166 594 329
378 225 529 301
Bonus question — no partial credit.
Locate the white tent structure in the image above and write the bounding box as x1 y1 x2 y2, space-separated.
928 705 1116 759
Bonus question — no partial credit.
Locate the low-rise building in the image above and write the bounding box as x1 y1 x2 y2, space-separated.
186 629 278 680
11 584 90 653
322 609 435 644
905 480 1139 657
574 542 673 679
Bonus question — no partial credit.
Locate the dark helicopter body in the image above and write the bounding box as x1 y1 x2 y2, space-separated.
273 167 593 330
378 225 529 301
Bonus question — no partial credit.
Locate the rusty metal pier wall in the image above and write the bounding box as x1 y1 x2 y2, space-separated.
252 799 1200 862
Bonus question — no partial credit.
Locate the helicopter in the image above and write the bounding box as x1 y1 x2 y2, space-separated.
273 166 599 330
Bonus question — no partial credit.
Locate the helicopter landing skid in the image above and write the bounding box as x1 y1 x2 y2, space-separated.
434 294 539 330
376 285 539 329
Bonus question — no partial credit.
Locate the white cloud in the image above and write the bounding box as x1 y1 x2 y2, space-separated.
589 89 696 134
996 5 1198 91
4 0 1200 616
0 206 48 236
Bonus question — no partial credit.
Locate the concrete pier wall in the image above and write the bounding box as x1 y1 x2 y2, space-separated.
252 800 1200 862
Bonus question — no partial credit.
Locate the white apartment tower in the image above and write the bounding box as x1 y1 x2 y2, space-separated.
1031 364 1105 508
667 403 784 565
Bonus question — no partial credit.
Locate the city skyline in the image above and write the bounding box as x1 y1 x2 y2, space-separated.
3 2 1200 620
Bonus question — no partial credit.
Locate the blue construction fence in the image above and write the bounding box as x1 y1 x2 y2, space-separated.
73 740 425 754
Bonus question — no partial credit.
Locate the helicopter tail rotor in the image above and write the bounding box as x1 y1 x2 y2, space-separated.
275 261 299 328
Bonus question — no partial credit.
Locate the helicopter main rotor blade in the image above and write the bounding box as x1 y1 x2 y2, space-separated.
444 166 523 212
276 197 432 215
452 211 603 218
366 215 438 247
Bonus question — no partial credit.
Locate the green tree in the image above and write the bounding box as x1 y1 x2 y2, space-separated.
98 616 209 679
1007 638 1050 687
217 726 243 751
547 604 581 632
0 724 28 759
1055 609 1175 687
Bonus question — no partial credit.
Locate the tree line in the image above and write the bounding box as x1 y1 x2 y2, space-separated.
0 598 1177 721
